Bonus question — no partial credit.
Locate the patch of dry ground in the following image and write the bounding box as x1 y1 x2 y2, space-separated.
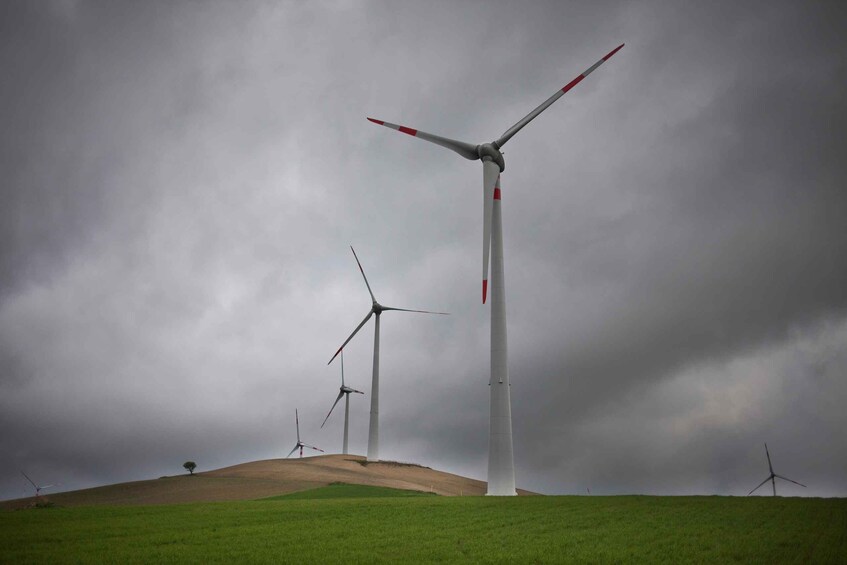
3 454 536 508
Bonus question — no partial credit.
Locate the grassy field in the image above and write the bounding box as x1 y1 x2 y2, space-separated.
1 488 844 564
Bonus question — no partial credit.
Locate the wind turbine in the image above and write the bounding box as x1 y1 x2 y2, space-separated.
748 443 806 497
21 471 53 497
328 246 448 462
286 409 324 459
321 350 364 455
367 44 624 495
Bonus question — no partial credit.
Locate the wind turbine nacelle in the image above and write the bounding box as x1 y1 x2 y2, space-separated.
478 143 505 172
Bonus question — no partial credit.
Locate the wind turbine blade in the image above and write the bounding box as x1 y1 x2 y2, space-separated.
40 484 54 489
350 246 377 303
286 445 298 458
367 118 479 161
321 391 345 428
341 350 345 387
495 43 624 148
20 471 38 490
482 161 499 303
765 443 774 474
748 477 770 495
305 445 325 453
328 310 374 365
351 389 365 395
775 474 807 488
295 409 300 443
381 306 449 315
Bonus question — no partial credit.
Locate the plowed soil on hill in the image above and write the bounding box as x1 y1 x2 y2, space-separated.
3 455 535 508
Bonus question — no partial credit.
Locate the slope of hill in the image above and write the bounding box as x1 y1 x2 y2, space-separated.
3 455 536 508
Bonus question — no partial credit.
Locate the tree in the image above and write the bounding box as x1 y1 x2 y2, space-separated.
183 461 197 475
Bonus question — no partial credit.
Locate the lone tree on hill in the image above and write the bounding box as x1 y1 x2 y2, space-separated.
183 461 197 475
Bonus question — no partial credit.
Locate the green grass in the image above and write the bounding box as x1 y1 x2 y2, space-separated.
262 482 435 500
1 496 845 564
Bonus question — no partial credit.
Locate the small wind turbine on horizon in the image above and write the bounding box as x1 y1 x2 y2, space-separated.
321 350 365 455
21 471 53 497
748 443 806 497
366 44 624 494
328 246 448 462
286 409 324 459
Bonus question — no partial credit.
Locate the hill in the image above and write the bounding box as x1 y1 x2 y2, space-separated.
2 454 535 508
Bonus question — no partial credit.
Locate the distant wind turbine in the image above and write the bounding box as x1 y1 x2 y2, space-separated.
21 471 53 497
286 409 324 459
748 443 806 496
366 44 624 494
328 246 448 462
321 350 364 455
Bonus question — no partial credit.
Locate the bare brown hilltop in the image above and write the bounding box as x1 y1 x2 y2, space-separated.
3 454 536 509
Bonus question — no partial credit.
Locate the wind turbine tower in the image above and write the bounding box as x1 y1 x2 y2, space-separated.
321 351 364 455
328 246 448 462
367 45 624 494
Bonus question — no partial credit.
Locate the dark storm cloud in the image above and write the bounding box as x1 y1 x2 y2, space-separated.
507 0 847 468
1 1 99 295
2 0 845 500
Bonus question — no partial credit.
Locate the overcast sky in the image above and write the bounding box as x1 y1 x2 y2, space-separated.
2 0 846 500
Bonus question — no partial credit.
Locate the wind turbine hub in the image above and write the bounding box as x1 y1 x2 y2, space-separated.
478 143 505 172
372 302 383 313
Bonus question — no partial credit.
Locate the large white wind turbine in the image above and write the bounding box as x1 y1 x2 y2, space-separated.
21 471 53 497
748 443 806 497
286 409 324 459
367 44 624 495
321 351 364 455
328 246 448 462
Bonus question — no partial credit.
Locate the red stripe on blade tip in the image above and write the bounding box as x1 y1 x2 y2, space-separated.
482 280 488 304
367 118 384 125
602 44 625 61
398 126 417 136
493 188 502 200
562 75 584 93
